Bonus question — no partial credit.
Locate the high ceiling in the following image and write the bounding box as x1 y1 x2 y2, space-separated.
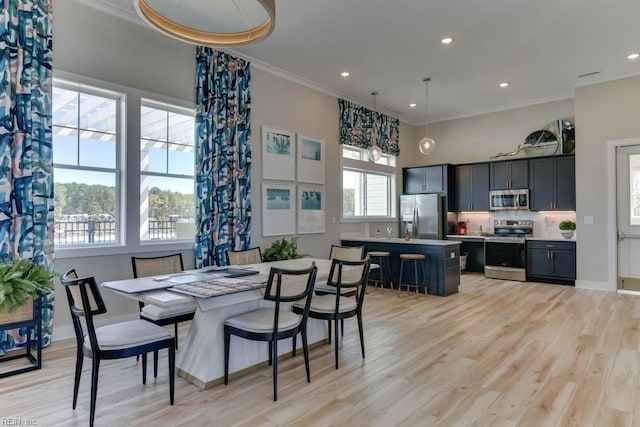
79 0 640 124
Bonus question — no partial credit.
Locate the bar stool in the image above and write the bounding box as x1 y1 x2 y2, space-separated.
367 251 393 291
398 254 427 298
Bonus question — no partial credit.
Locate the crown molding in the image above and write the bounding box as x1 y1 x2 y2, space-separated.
429 93 576 125
572 69 640 89
73 0 143 26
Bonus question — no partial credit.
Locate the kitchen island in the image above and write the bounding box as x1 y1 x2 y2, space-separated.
341 237 461 296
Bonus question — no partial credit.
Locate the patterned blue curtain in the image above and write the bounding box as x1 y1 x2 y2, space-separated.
0 1 55 355
339 98 400 156
194 48 251 267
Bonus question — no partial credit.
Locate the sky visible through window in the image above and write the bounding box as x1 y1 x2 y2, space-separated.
53 87 195 194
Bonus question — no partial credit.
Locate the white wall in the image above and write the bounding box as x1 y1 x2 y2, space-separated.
574 75 640 290
401 99 575 167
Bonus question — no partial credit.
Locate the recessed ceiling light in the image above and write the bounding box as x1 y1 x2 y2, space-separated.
441 37 454 44
340 71 350 77
409 103 417 108
628 53 640 60
499 82 510 88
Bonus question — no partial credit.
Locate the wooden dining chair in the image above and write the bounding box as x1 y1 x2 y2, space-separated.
293 257 370 369
225 247 263 265
224 262 317 401
60 269 175 427
131 253 196 351
315 245 365 340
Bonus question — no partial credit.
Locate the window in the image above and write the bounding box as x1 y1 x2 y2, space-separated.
53 84 122 247
140 101 195 241
341 146 396 219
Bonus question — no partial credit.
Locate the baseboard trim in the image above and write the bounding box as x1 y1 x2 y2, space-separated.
575 279 616 292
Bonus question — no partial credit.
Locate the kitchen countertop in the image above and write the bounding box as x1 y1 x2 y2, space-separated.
447 234 574 242
342 237 461 246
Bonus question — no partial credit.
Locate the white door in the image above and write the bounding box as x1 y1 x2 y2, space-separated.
616 145 640 290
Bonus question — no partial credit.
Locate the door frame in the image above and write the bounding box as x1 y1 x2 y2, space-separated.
607 137 640 291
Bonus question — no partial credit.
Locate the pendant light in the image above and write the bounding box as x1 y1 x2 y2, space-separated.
134 0 275 47
418 77 436 155
368 91 382 162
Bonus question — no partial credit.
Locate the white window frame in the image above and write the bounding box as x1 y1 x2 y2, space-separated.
52 79 125 251
139 99 195 243
341 146 397 222
53 70 195 259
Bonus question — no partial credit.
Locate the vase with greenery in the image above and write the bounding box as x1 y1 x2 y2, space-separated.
262 237 305 262
559 220 576 239
0 258 55 315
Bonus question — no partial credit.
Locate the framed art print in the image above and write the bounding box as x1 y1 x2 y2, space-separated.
296 134 324 184
262 182 295 236
262 125 295 181
297 185 325 234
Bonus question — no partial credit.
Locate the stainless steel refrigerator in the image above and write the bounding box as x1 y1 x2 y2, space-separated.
400 193 443 240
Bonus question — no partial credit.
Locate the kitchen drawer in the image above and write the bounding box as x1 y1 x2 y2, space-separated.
527 240 575 251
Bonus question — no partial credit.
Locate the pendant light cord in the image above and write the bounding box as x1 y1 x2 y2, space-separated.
424 77 430 137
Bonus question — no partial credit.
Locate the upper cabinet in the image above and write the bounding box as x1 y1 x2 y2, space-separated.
490 159 528 190
529 155 575 211
453 163 490 212
403 165 449 194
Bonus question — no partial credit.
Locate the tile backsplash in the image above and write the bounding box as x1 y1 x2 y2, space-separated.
457 211 577 239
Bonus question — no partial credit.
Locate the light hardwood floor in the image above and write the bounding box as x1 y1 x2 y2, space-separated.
2 274 638 426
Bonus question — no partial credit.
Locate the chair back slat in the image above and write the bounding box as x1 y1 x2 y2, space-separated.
326 257 371 307
264 262 317 303
329 245 364 283
131 253 184 278
61 269 104 315
60 269 108 353
226 247 262 266
329 245 364 261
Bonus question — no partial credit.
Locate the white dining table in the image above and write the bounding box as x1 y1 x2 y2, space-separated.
102 258 335 389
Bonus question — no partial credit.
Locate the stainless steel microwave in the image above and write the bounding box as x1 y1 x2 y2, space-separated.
489 189 529 211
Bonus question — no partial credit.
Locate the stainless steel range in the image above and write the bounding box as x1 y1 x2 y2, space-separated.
484 219 533 281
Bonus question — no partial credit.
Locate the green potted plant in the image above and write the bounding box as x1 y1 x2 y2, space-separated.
0 258 55 315
559 220 576 239
262 237 305 262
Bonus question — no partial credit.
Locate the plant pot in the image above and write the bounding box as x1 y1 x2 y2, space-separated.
560 230 574 239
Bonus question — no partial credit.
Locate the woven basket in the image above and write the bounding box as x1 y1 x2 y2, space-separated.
0 300 34 325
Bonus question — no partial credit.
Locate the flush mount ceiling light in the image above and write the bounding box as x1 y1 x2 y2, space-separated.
368 91 382 162
418 77 436 155
134 0 276 47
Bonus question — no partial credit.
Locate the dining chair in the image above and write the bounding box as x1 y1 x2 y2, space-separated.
293 257 370 369
316 245 364 295
224 262 317 401
225 247 263 265
60 269 175 427
131 253 195 351
315 244 365 341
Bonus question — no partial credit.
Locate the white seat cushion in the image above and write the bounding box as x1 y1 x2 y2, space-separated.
314 282 357 295
83 319 174 352
225 309 301 333
295 294 357 314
